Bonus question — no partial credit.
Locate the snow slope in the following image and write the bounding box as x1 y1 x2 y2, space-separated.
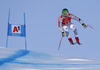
0 47 100 70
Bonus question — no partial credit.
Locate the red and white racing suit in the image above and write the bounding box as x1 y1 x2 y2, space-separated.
58 13 83 43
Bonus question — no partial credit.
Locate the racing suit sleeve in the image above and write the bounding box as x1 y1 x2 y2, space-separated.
69 13 84 24
58 15 63 32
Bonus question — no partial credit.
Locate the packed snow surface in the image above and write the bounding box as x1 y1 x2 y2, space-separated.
0 47 100 70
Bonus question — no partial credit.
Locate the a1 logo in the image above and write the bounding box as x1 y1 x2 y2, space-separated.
12 25 21 33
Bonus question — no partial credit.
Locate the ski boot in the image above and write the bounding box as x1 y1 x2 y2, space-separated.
68 38 74 45
75 37 81 45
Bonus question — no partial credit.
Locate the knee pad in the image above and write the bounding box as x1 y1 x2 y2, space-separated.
70 24 76 30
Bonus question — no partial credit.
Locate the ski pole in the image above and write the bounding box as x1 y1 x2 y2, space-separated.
58 36 63 51
87 25 94 29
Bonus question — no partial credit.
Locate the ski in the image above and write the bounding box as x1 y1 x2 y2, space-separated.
74 42 82 45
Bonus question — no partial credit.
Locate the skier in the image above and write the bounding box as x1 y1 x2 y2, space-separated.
58 8 87 45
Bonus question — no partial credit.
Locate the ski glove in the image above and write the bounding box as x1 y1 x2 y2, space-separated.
62 32 65 37
82 23 87 28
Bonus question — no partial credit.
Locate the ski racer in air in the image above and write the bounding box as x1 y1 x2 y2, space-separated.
58 8 87 45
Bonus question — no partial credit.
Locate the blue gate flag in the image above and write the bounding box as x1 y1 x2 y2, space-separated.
7 24 26 37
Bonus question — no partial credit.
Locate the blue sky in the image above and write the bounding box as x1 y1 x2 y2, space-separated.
0 0 100 59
